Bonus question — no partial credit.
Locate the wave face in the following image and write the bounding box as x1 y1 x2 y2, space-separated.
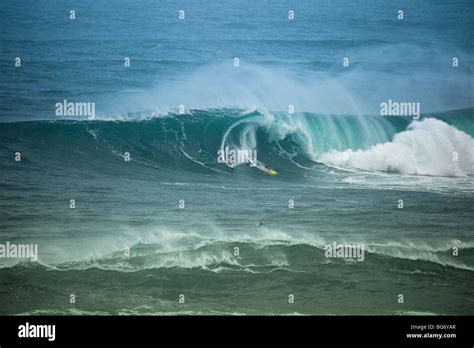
1 108 473 179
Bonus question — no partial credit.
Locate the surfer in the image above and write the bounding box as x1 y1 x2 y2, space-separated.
265 165 274 175
227 158 235 170
257 220 264 228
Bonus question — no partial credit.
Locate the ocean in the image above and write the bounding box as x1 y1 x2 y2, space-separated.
0 0 473 315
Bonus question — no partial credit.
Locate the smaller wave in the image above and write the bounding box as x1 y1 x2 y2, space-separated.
51 238 290 273
366 245 474 272
2 229 472 273
319 118 474 177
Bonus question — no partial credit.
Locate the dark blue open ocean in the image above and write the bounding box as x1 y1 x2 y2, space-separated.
0 0 473 315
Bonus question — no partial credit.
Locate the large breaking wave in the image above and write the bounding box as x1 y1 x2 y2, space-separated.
1 108 473 178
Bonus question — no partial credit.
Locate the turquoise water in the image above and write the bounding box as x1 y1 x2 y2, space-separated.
0 0 473 315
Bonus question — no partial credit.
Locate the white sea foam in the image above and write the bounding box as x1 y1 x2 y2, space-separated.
319 118 474 177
